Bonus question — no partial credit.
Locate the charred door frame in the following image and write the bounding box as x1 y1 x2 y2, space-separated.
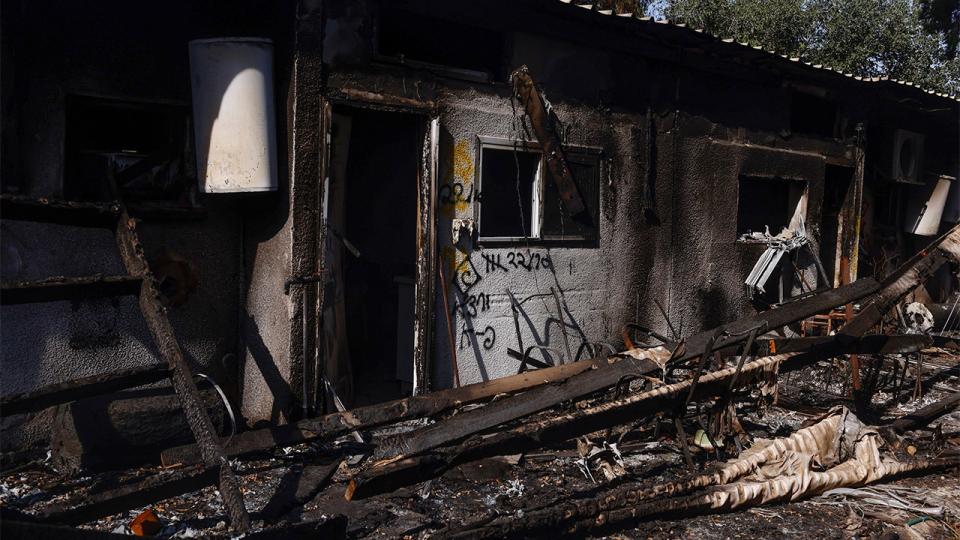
318 90 439 397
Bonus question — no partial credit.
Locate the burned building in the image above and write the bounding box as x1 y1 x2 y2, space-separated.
1 0 959 537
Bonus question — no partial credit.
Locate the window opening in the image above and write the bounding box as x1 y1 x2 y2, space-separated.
736 176 807 238
65 96 195 206
476 137 600 244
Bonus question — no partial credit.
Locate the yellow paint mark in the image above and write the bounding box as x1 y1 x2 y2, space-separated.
453 140 474 181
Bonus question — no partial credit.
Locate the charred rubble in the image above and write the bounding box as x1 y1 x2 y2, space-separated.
2 0 960 538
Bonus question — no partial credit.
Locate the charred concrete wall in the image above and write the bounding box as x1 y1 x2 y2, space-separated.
2 0 956 445
0 0 294 447
318 0 958 391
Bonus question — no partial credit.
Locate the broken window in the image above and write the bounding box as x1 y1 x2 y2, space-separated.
377 5 504 82
790 90 837 138
736 176 807 238
476 137 600 244
541 154 601 241
64 96 196 208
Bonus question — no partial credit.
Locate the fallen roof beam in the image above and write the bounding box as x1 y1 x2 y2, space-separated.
0 364 170 418
759 334 932 356
161 356 611 466
373 279 895 461
258 458 342 523
378 354 662 458
840 224 960 337
346 334 931 500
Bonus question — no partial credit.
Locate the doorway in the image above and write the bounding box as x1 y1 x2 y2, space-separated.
821 165 854 286
325 107 422 407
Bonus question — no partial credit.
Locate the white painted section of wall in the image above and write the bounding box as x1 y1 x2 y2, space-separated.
189 38 278 193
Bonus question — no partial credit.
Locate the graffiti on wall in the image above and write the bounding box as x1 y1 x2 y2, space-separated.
438 137 592 380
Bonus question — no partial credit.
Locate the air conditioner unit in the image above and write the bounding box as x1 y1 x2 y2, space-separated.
891 129 924 184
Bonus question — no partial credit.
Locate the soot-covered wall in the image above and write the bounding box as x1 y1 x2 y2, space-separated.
320 0 957 391
0 0 293 447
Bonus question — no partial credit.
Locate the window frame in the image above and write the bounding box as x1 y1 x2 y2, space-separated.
474 135 601 245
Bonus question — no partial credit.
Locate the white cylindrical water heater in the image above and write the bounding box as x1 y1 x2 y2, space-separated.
189 38 278 193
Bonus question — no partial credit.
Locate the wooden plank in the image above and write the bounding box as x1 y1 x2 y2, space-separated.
0 364 170 417
380 355 660 458
760 334 931 356
676 277 880 366
347 331 933 500
161 357 609 466
113 206 250 532
889 392 960 433
510 67 587 218
42 466 217 525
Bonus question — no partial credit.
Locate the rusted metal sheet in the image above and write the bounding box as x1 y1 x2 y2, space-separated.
510 66 588 219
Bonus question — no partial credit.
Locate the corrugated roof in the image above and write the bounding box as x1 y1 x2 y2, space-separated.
558 0 959 102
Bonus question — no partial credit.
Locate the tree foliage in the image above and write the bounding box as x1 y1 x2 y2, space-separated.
658 0 960 94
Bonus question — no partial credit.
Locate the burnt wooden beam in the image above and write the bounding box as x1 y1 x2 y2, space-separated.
113 206 251 532
675 277 880 366
41 466 217 526
377 276 900 463
888 392 960 434
379 355 660 458
759 334 931 356
161 357 609 466
841 224 960 337
0 194 119 228
510 66 587 218
0 275 143 305
0 364 170 417
347 331 934 500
